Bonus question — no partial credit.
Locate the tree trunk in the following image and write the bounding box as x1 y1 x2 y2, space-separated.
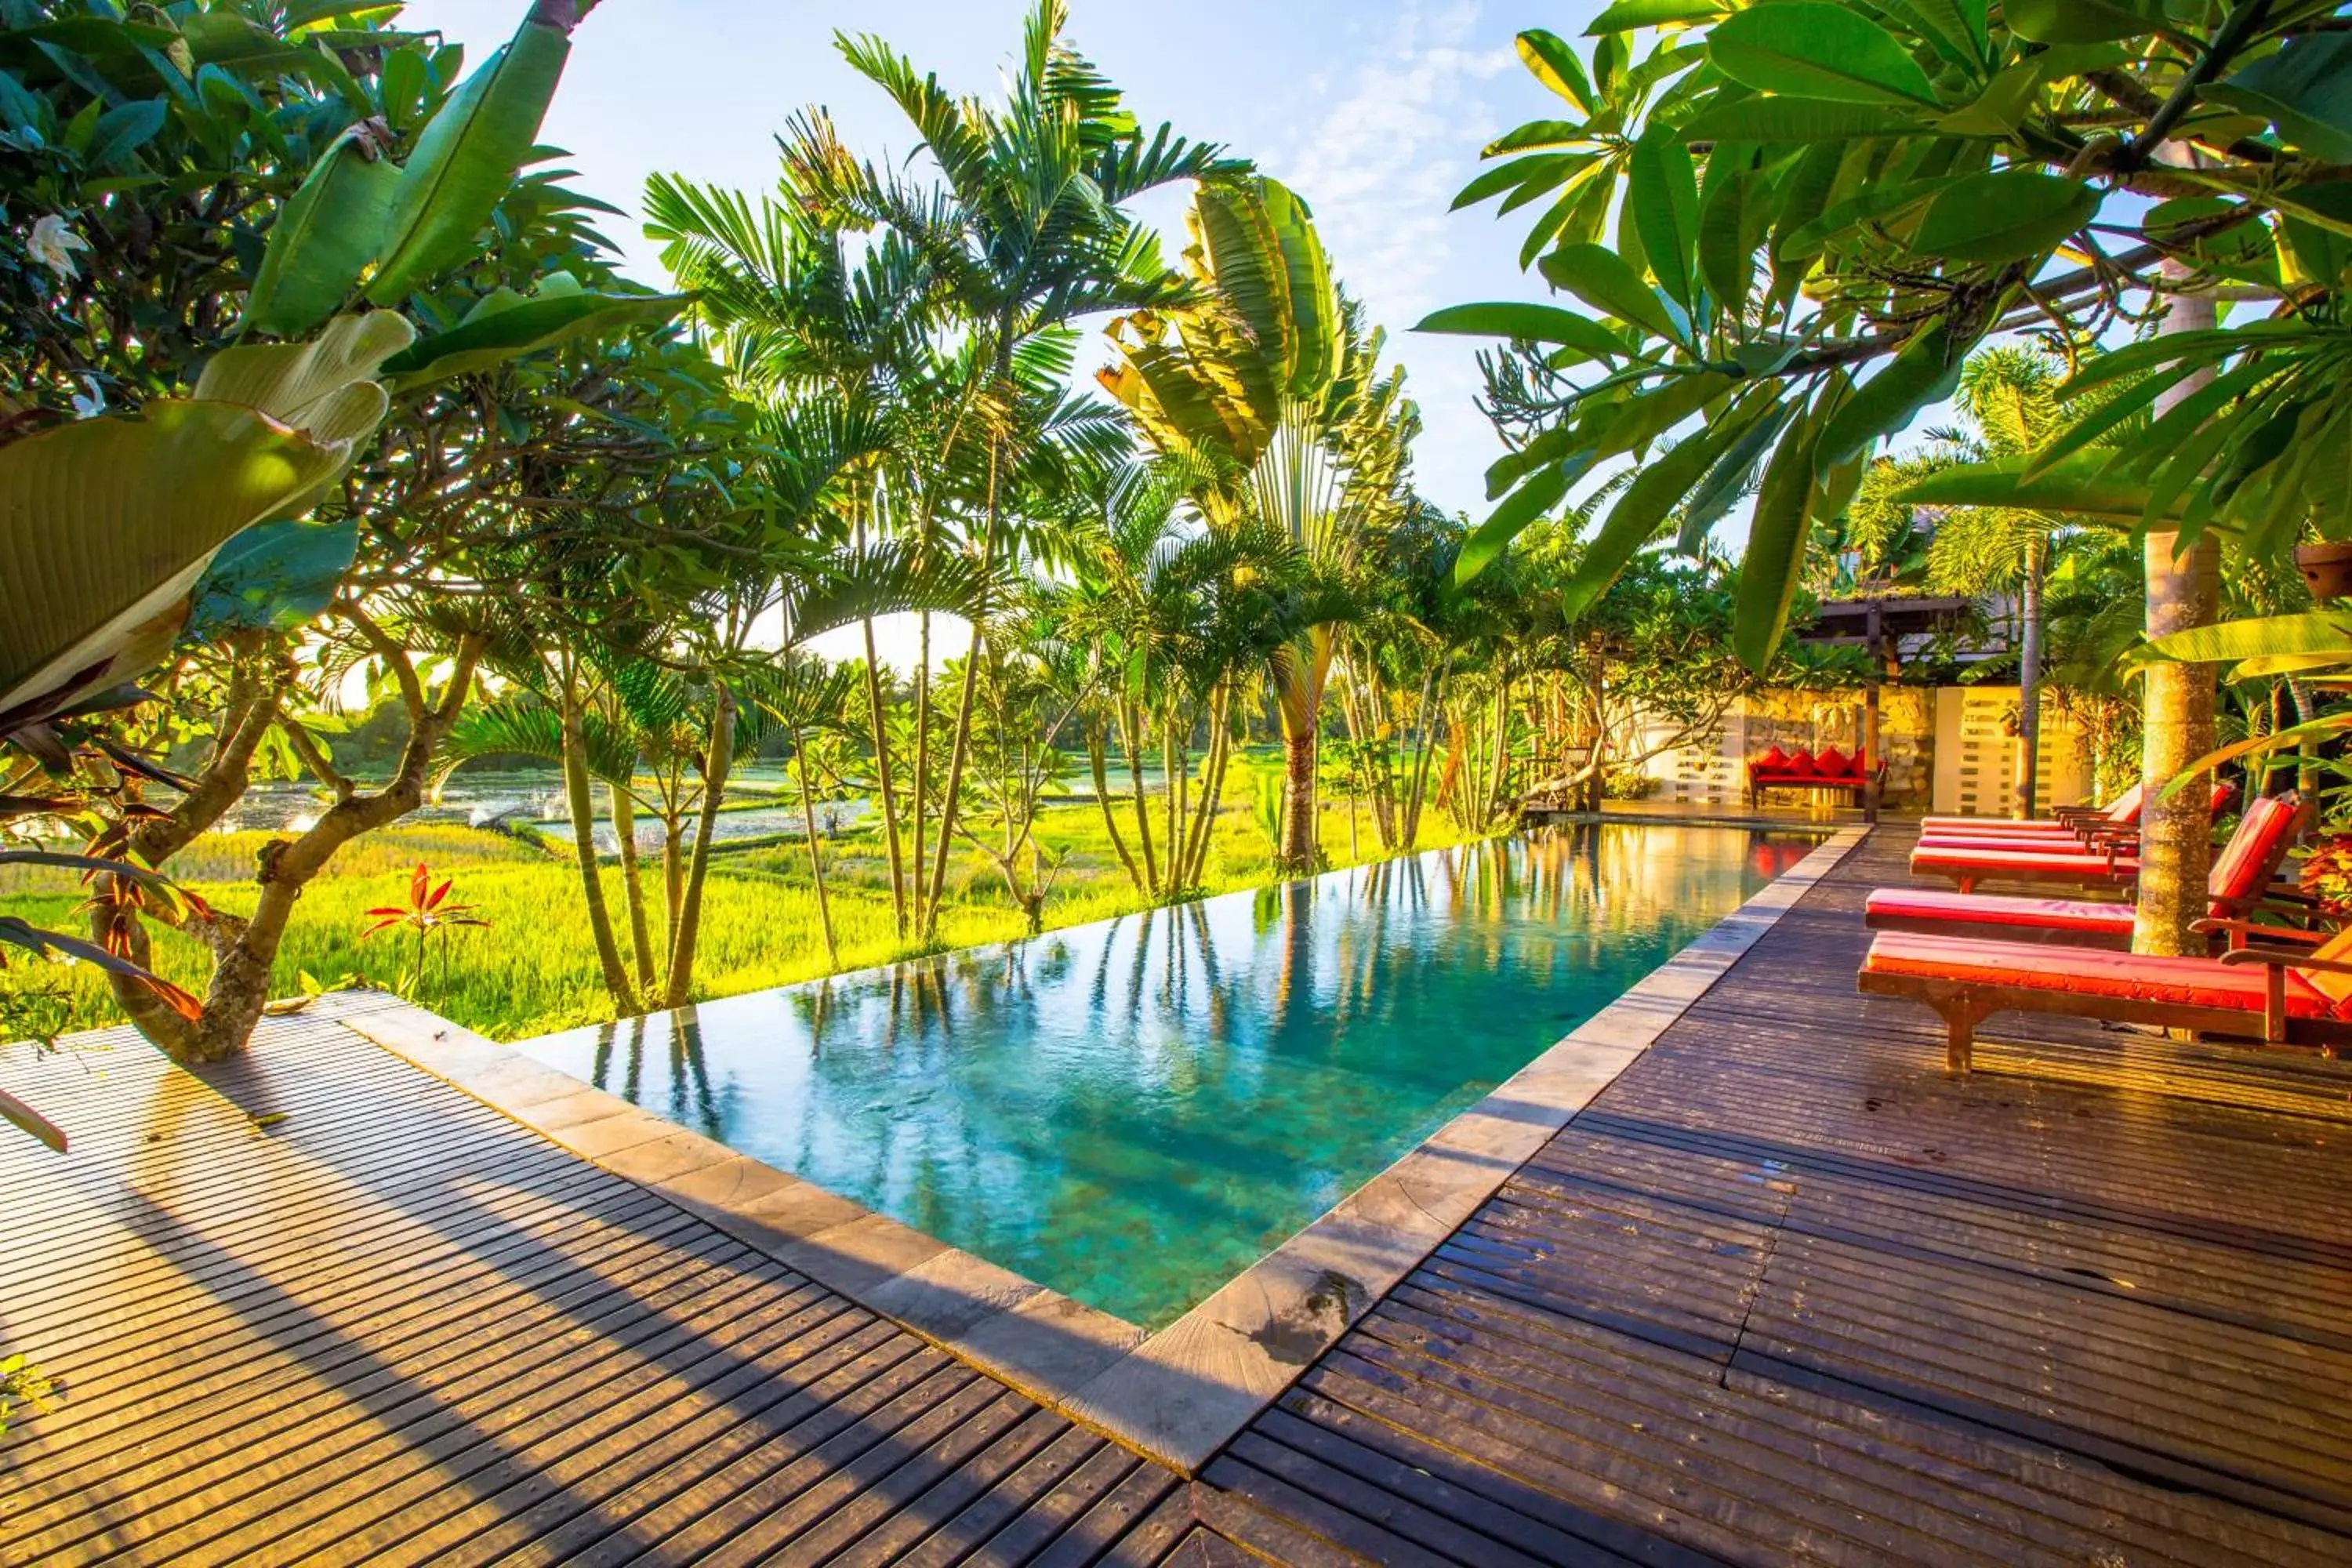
1402 659 1443 852
2015 546 2045 820
910 612 931 935
563 681 638 1013
790 720 837 969
1181 688 1232 889
664 682 735 1007
106 641 486 1061
1089 725 1145 894
2134 278 2220 959
660 811 683 959
1120 699 1159 897
1279 720 1316 872
610 780 656 990
861 616 908 938
922 627 986 938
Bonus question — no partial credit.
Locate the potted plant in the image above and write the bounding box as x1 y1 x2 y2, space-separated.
2294 542 2352 602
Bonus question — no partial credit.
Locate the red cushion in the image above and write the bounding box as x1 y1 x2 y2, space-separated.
1784 748 1817 776
1911 844 2138 880
1755 746 1788 771
1863 932 2340 1018
1864 887 2136 938
2209 796 2297 906
2101 782 2147 826
1916 829 2092 852
1816 746 1853 779
1920 815 2073 835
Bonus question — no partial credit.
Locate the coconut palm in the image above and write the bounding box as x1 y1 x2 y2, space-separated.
793 0 1238 932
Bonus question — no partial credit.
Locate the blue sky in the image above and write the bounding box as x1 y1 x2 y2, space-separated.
400 0 1599 521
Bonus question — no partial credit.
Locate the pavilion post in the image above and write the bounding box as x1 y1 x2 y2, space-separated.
1863 601 1883 826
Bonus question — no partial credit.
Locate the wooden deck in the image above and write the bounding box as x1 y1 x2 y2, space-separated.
6 826 2351 1563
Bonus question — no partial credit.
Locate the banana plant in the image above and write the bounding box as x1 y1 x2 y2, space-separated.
2138 611 2352 789
0 0 699 1065
0 311 411 748
1102 176 1417 870
1 0 657 757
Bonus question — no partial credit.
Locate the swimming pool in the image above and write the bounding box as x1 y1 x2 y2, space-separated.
514 824 1817 1327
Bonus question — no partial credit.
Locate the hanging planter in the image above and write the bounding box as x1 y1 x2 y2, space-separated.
2294 542 2352 602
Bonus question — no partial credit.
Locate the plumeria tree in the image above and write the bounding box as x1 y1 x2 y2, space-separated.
0 0 695 1065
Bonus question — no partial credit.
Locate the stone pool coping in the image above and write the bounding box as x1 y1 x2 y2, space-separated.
338 823 1866 1475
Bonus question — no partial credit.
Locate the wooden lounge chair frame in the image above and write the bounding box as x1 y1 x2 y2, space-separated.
1859 924 2352 1075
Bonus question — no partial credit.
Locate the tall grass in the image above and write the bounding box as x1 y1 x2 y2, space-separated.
2 792 1486 1044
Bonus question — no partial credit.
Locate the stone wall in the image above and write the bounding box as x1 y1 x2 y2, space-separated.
1626 685 2094 815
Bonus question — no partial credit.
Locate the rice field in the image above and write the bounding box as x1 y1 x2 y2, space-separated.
2 783 1484 1045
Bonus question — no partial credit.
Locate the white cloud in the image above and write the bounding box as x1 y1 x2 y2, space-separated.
1257 1 1535 517
1277 1 1513 325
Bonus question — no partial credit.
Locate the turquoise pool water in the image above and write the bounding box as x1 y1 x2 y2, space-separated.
514 825 1816 1327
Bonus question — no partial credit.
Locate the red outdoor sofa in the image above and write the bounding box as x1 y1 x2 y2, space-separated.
1745 745 1885 808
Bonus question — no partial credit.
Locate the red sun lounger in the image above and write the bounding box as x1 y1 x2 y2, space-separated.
1868 794 2303 950
1918 782 2143 840
1907 783 2244 892
1914 781 2234 855
1858 924 2352 1073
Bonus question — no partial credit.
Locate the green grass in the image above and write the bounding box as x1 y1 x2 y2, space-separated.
3 786 1486 1045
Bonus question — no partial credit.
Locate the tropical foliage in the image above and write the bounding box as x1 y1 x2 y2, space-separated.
1438 1 2352 951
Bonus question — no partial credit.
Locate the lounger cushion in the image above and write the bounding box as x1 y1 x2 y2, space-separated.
1755 746 1788 772
1864 887 2136 938
1785 749 1816 775
2212 795 2297 905
1916 827 2089 851
1816 746 1853 779
1918 815 2079 835
1909 844 2138 880
1861 933 2341 1018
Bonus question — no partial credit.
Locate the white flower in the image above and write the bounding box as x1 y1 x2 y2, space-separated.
69 375 105 418
27 214 89 281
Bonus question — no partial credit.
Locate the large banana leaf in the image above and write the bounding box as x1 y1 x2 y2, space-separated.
194 310 413 431
1891 452 2175 524
2141 611 2352 672
241 124 403 339
0 405 356 720
366 13 572 305
184 518 360 639
379 278 688 391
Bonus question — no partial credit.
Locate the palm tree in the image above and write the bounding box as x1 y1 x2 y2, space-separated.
1046 459 1307 899
742 652 861 967
1923 349 2074 817
797 0 1237 932
645 169 938 941
1102 177 1423 869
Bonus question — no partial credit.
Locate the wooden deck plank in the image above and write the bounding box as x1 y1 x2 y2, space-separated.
0 1016 1128 1568
12 825 2352 1566
1188 826 2352 1566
